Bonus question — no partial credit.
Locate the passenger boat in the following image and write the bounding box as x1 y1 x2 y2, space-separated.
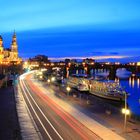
89 80 126 101
66 74 126 101
67 74 89 92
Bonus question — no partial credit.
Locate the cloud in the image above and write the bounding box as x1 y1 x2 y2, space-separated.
49 55 127 61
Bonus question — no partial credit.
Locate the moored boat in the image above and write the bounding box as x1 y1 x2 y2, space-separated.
67 74 89 91
66 74 126 101
89 80 126 101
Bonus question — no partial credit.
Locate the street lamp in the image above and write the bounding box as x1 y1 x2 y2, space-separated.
47 79 51 84
39 75 43 79
122 91 130 132
89 84 92 91
66 86 71 96
51 77 55 82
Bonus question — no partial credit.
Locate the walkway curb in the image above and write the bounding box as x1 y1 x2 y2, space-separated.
14 84 42 140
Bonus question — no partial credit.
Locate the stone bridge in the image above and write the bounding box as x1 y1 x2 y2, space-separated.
40 62 140 80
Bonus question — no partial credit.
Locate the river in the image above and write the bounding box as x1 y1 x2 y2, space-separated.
120 77 140 116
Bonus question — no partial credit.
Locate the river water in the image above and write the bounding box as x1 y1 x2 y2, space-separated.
120 77 140 117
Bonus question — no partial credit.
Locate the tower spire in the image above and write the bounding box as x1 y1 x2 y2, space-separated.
11 30 17 52
0 35 4 61
0 35 4 48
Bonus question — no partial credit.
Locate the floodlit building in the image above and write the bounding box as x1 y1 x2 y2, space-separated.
0 31 22 64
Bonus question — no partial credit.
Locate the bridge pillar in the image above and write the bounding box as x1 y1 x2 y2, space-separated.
108 66 117 80
136 66 140 73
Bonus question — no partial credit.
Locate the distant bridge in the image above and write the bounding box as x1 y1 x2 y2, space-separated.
41 62 140 80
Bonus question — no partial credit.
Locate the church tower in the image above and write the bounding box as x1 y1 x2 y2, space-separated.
0 35 4 61
11 31 18 52
10 31 18 60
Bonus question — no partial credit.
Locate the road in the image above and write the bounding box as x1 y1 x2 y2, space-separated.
19 72 101 140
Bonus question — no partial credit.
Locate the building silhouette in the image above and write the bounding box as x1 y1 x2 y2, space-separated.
0 31 22 64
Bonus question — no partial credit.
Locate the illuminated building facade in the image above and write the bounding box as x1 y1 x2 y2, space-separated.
0 32 22 64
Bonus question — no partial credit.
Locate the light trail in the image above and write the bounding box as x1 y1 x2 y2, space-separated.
26 74 100 140
19 71 101 140
20 76 64 140
29 84 89 140
20 79 53 140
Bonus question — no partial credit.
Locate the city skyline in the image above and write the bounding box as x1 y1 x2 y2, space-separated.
1 1 140 139
1 0 140 62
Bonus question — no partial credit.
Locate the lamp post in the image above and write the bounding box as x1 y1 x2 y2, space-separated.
46 79 51 88
66 86 71 96
122 92 130 132
89 84 92 92
47 79 51 85
51 77 55 82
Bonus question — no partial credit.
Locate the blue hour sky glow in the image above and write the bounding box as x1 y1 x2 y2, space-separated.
1 0 140 62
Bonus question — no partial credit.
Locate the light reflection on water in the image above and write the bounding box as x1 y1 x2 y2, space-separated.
120 77 140 116
137 78 139 88
129 77 131 87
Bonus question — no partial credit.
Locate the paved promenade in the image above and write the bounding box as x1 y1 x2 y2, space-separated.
0 87 21 140
15 84 41 140
0 84 41 140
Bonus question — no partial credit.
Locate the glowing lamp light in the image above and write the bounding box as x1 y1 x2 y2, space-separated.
105 62 110 65
24 61 28 65
89 84 92 88
51 63 54 66
122 108 130 115
66 86 71 92
82 62 85 66
83 81 86 84
51 77 55 82
115 62 120 65
137 62 140 66
84 67 87 71
68 62 71 67
91 62 94 65
47 79 51 83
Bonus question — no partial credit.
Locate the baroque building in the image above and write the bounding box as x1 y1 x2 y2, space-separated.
0 32 22 64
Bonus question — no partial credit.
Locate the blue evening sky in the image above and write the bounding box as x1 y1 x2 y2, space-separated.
1 0 140 62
